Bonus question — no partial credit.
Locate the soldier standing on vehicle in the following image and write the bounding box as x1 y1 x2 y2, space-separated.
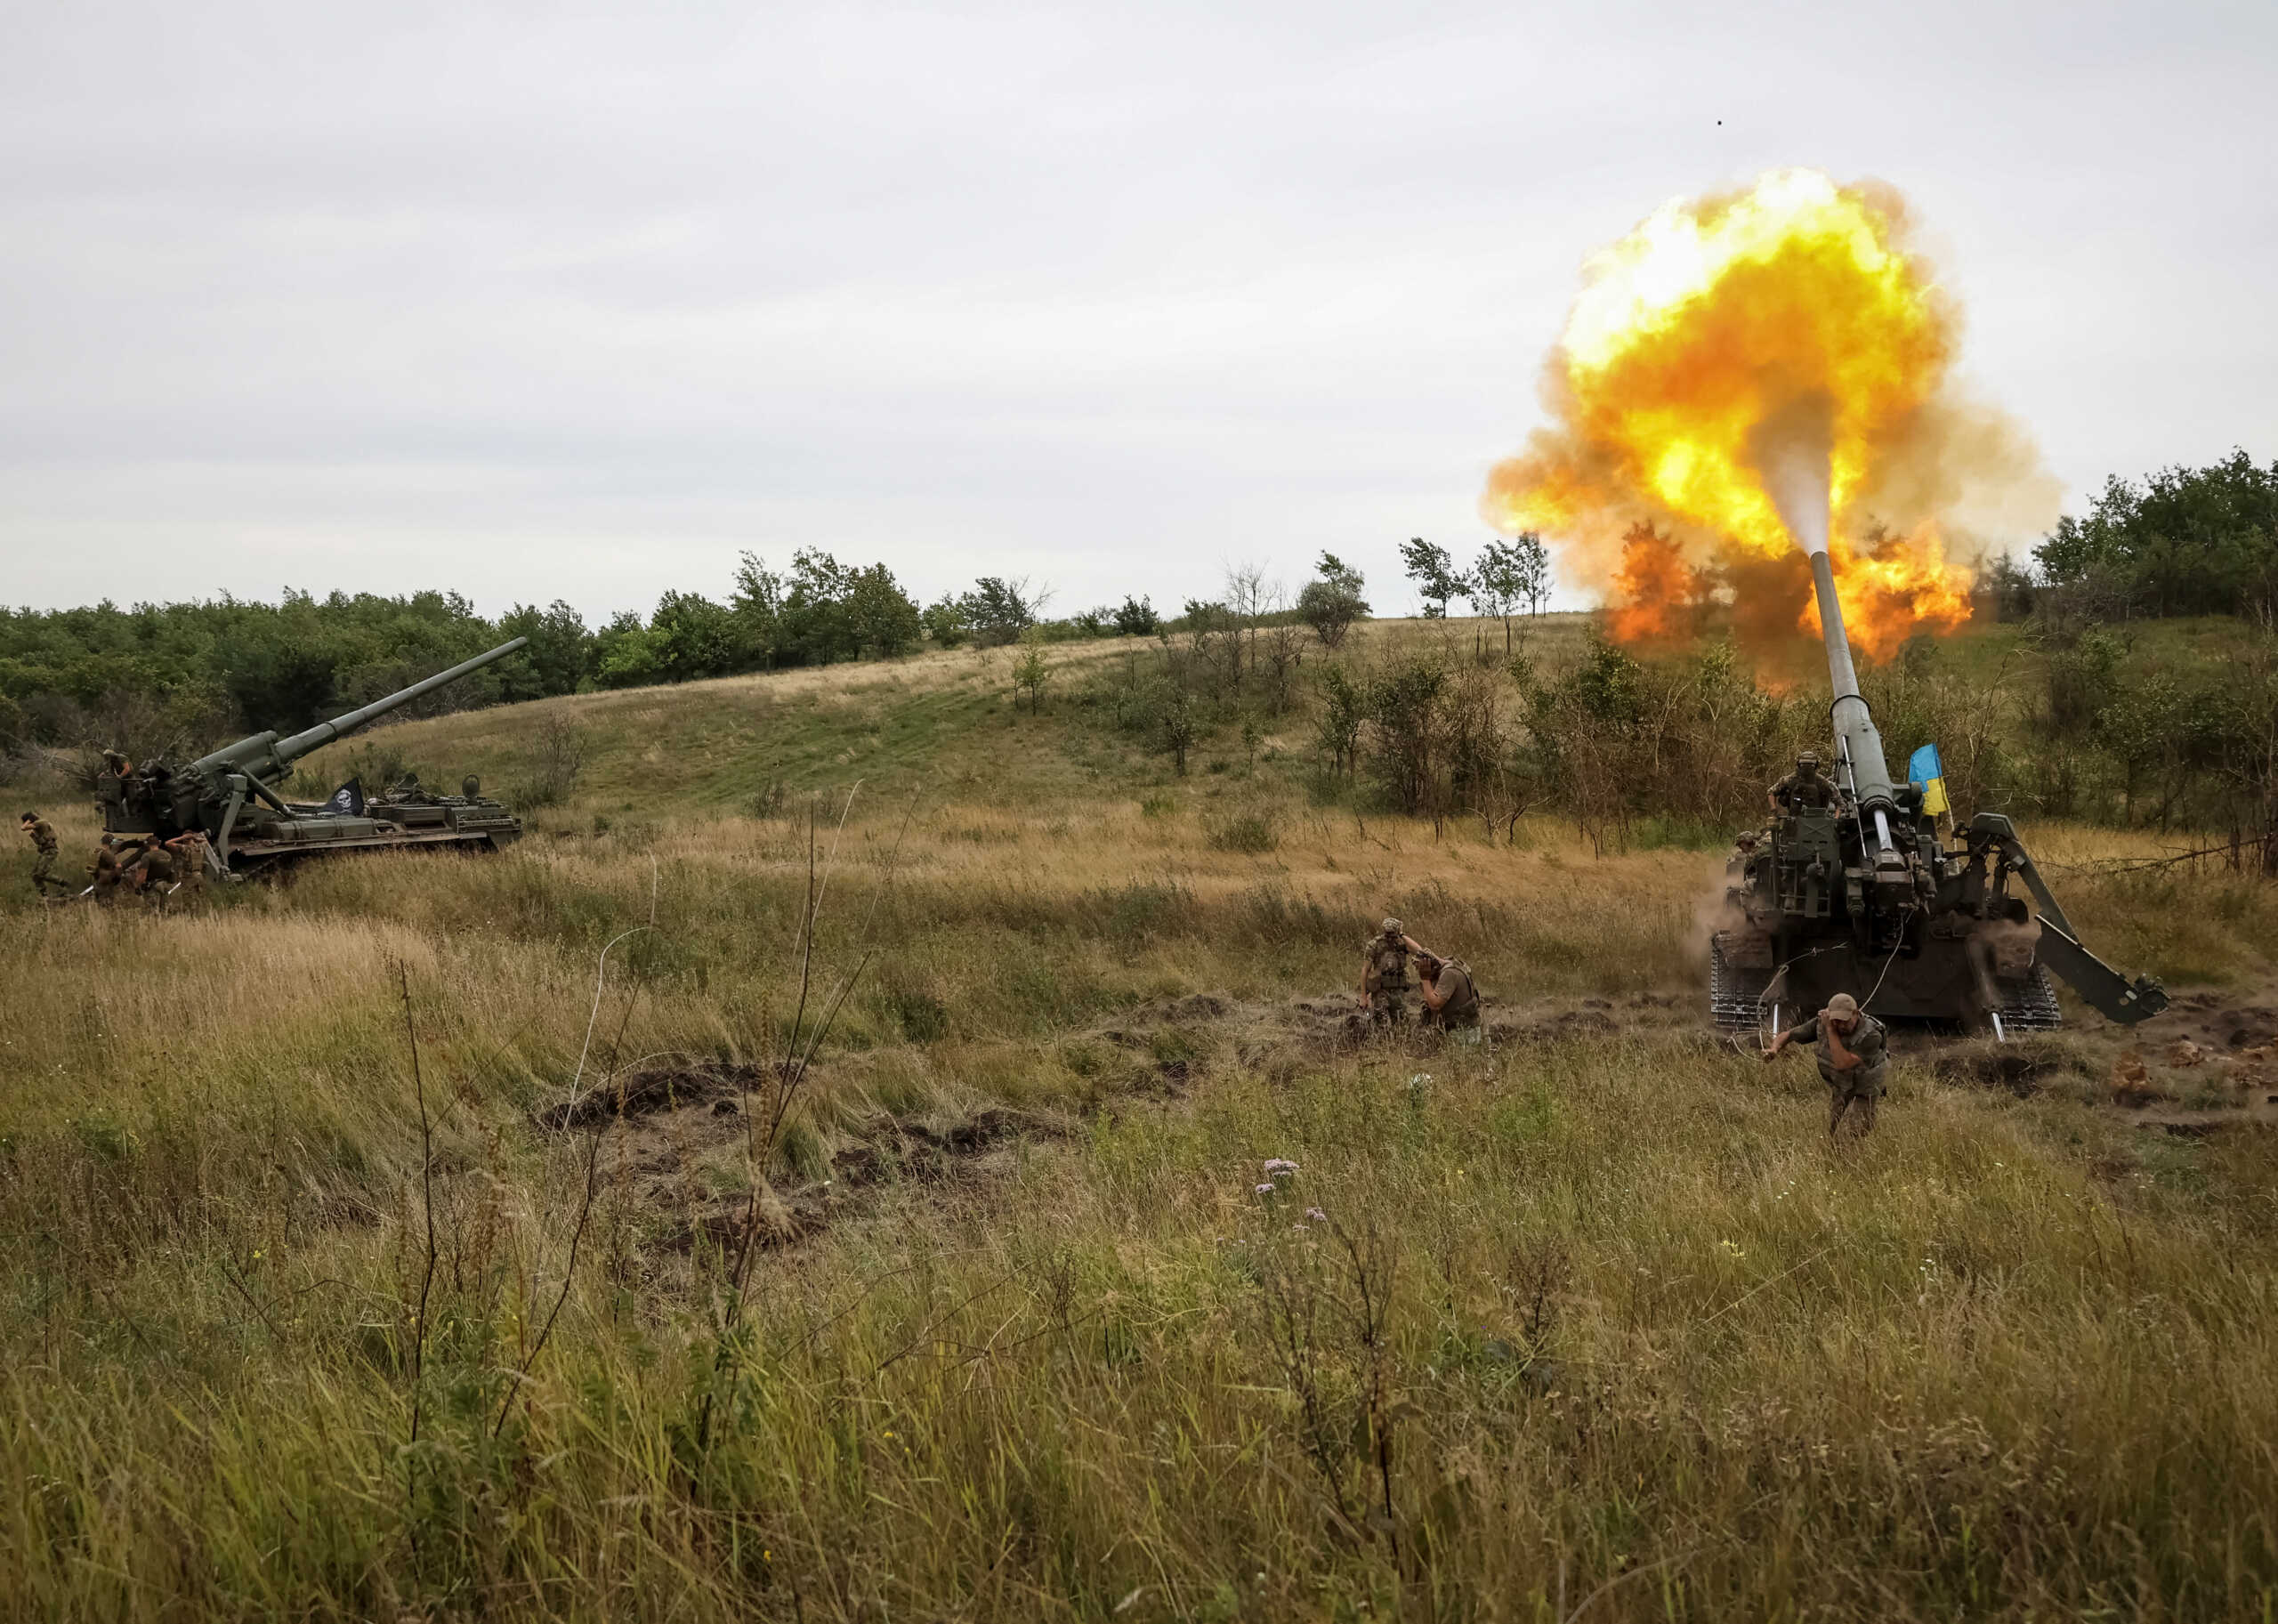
1406 941 1480 1031
1764 990 1887 1137
1360 917 1412 1027
1767 752 1838 815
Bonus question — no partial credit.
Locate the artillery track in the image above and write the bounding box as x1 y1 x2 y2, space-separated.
1709 936 2064 1033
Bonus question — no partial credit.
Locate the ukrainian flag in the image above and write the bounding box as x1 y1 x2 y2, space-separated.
1908 743 1950 819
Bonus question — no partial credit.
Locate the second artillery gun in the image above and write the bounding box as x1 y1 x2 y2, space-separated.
97 637 530 877
1710 555 2166 1035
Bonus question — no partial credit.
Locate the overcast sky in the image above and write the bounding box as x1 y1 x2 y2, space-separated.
3 0 2273 622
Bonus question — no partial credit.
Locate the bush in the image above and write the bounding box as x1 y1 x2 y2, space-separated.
1207 812 1279 854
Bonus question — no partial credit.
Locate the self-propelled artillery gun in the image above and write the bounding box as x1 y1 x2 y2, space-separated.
1709 554 2166 1035
96 637 529 877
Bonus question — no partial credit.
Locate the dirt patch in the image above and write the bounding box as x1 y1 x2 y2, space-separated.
535 1056 768 1129
1928 1036 2095 1098
535 1057 1060 1257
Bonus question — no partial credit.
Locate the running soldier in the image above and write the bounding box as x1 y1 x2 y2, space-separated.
1764 991 1887 1137
20 811 71 897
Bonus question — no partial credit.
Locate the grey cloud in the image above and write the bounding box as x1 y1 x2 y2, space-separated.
3 0 2274 619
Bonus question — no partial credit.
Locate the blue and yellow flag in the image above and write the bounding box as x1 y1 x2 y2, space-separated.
1907 744 1949 818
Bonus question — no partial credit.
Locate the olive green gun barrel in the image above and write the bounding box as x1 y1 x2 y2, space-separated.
190 636 529 783
1807 549 1897 812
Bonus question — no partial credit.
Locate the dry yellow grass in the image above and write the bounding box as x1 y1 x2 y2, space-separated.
3 628 2275 1620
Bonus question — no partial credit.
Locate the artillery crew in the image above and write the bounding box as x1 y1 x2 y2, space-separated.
1410 944 1480 1030
20 812 71 898
87 836 123 906
1768 752 1839 815
1361 918 1413 1025
1764 991 1887 1137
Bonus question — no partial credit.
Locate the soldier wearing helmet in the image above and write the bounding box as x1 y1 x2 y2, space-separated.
1768 751 1839 815
1764 990 1888 1137
1359 917 1413 1027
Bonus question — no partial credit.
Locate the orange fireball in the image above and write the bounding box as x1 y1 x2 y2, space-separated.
1482 169 2027 653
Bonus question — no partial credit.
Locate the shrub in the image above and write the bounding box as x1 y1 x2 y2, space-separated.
1208 812 1279 854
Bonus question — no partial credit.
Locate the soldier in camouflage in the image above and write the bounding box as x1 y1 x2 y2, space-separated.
20 811 70 897
124 836 178 908
165 830 210 905
1767 752 1839 815
87 836 122 906
1764 990 1887 1137
1360 917 1412 1027
1409 944 1481 1030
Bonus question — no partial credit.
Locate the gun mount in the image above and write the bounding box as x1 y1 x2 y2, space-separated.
1710 553 2166 1034
95 637 530 876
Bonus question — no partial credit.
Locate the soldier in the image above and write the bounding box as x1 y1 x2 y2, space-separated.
20 811 71 897
164 829 211 906
1767 751 1838 815
125 836 178 909
1359 917 1412 1027
1407 942 1480 1031
87 836 123 907
1763 990 1888 1137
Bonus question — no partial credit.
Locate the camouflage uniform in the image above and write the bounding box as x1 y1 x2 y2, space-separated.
1784 998 1888 1134
127 842 178 906
1361 918 1411 1026
165 833 209 904
1418 959 1480 1030
88 842 121 907
1769 759 1838 813
22 817 69 896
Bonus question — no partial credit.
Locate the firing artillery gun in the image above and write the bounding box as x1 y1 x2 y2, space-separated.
94 638 530 877
1709 555 2167 1036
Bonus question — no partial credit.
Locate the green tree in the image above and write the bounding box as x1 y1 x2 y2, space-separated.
1012 626 1051 712
1297 553 1369 648
1467 536 1547 651
1400 537 1465 619
2036 450 2278 618
844 563 922 658
960 577 1038 647
497 601 594 698
731 553 786 667
1111 595 1159 636
921 594 970 649
593 611 660 689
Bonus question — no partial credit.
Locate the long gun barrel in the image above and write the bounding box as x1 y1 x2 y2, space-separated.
1806 551 1897 812
190 636 529 782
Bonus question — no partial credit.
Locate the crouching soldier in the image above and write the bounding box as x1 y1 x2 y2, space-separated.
1764 991 1887 1137
87 836 123 906
124 836 178 909
1360 917 1412 1027
1407 942 1480 1031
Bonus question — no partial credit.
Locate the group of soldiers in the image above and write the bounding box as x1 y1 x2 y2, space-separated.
1357 918 1480 1031
19 810 208 910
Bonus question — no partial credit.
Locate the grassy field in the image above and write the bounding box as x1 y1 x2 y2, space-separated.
4 619 2277 1620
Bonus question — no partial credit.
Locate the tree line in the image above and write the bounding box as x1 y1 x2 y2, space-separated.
0 544 1430 764
1988 448 2278 621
